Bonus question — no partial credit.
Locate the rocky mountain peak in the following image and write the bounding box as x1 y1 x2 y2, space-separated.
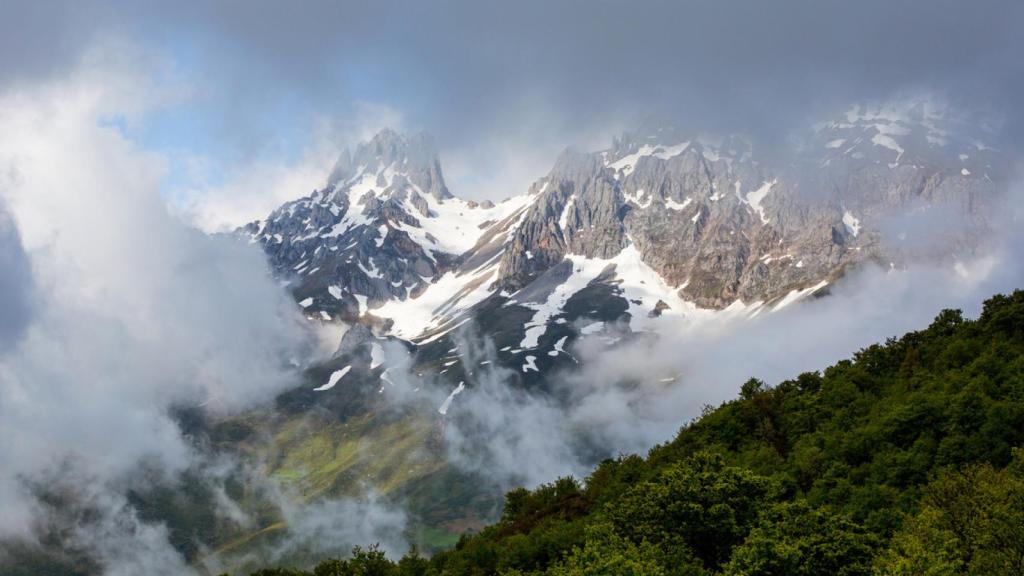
328 128 451 200
244 128 540 331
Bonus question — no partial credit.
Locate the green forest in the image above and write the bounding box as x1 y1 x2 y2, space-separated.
238 289 1024 576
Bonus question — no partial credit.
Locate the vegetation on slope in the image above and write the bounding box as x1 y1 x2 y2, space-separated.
236 290 1024 576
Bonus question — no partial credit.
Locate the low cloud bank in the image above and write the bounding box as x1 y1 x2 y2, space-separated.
0 45 381 574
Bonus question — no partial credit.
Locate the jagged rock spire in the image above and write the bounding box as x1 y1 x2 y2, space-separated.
328 129 451 200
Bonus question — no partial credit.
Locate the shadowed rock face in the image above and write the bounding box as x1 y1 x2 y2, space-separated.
245 99 1007 340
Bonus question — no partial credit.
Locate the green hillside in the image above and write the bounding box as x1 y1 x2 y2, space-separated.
237 289 1024 576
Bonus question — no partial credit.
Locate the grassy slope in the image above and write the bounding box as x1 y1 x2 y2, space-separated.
200 394 501 572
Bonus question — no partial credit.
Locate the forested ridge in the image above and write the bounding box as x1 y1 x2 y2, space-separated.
239 289 1024 576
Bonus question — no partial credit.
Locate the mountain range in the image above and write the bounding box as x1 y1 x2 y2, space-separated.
242 98 1006 389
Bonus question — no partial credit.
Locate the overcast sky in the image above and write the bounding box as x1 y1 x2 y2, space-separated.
3 0 1023 227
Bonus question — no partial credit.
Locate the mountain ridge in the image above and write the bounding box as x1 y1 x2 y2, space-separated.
243 101 1005 365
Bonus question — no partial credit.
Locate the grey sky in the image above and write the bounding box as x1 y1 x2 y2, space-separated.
4 1 1024 185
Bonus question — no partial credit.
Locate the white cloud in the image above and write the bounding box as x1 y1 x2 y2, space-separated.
0 40 320 570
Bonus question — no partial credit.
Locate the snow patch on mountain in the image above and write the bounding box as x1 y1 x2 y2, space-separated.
437 381 465 415
511 243 751 350
871 133 904 157
772 280 829 312
843 211 862 237
743 180 776 224
399 193 532 257
314 366 351 391
558 195 577 231
522 355 538 373
373 262 499 341
370 342 385 369
664 197 692 211
608 142 691 177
